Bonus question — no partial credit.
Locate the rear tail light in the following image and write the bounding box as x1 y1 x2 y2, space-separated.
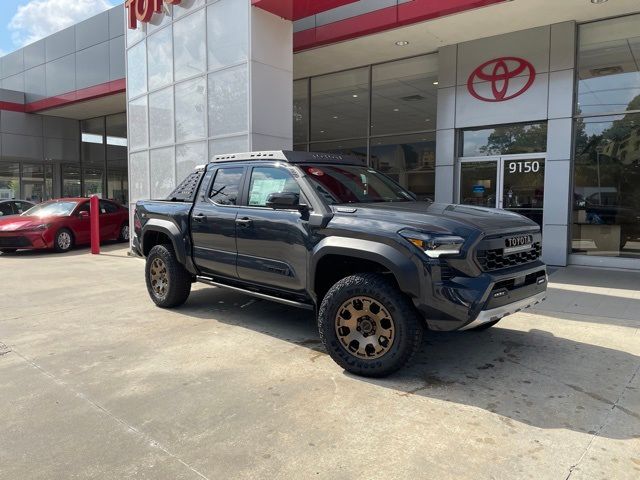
134 209 142 230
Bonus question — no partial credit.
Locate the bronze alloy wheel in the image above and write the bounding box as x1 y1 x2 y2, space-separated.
334 296 396 359
149 257 169 298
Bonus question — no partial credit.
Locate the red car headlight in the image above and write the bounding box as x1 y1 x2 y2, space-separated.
20 223 51 232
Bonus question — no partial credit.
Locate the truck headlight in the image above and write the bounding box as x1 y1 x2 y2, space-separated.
399 230 465 258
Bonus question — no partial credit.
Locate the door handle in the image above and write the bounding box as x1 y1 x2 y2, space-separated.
236 217 253 228
193 213 207 222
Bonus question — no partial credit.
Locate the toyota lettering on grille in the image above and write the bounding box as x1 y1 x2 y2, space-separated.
504 235 533 254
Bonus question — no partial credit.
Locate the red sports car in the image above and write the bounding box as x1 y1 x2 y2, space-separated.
0 198 129 254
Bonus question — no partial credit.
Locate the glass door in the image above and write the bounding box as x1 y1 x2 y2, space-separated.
459 154 546 226
459 159 499 207
500 156 545 225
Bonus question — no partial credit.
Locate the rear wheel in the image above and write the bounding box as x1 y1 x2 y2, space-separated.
318 273 423 377
53 228 74 253
145 244 191 308
118 223 130 242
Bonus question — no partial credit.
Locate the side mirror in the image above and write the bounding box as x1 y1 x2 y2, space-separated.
266 192 304 210
79 210 90 218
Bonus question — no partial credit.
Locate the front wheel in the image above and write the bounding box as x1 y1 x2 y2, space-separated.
53 228 74 253
318 273 423 377
145 244 191 308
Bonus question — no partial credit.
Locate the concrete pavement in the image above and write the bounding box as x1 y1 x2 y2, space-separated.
0 245 638 479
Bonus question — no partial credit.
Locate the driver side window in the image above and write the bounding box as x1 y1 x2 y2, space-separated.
77 203 90 215
248 167 300 207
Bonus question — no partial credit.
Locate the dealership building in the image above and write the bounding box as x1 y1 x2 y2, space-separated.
0 0 639 269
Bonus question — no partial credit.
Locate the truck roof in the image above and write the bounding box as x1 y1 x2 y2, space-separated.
208 150 366 166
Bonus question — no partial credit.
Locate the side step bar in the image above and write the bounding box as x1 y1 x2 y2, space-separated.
196 276 315 311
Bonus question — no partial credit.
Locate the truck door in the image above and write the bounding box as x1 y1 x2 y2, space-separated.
235 165 309 293
191 166 245 279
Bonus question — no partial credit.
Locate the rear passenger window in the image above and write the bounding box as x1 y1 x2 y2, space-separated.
209 168 243 205
99 200 118 214
0 203 13 216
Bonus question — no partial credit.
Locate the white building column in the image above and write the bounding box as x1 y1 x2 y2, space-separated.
542 21 576 266
435 44 457 204
249 7 293 151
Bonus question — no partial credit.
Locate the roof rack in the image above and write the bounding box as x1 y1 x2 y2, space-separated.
209 150 366 166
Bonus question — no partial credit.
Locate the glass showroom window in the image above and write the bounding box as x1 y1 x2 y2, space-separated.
62 165 81 197
22 164 52 203
300 54 438 199
461 123 548 157
107 113 128 205
81 117 106 198
0 163 20 200
293 79 309 149
371 55 438 136
370 133 436 201
573 15 640 259
310 67 369 142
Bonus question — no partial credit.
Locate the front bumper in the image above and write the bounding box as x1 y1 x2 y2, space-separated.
0 231 50 249
414 261 547 331
459 290 546 330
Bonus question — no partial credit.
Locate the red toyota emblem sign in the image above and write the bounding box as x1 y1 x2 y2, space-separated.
125 0 181 30
467 57 536 102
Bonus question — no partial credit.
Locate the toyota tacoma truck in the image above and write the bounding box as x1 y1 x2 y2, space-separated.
133 151 547 377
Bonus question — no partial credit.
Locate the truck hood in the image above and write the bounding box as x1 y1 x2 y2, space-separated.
330 202 539 236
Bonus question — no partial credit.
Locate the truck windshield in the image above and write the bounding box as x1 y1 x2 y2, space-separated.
302 165 416 204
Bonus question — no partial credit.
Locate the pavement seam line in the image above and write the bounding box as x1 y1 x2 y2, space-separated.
564 360 640 480
9 348 211 480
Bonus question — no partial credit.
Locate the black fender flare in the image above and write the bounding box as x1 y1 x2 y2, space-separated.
310 237 420 299
141 219 187 265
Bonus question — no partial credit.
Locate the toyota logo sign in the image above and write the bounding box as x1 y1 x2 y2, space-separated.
467 57 536 102
126 0 181 29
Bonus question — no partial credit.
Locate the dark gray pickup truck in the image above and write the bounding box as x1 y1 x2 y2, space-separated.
133 151 547 377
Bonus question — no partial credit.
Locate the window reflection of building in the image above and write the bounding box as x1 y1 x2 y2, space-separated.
573 14 640 259
77 113 128 203
294 54 438 201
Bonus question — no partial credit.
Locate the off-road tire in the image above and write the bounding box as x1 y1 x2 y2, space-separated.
53 228 74 253
145 244 191 308
467 319 500 331
318 273 423 377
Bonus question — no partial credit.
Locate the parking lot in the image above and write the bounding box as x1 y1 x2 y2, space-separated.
1 245 639 479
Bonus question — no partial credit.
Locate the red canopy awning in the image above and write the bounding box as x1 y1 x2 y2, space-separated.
251 0 359 21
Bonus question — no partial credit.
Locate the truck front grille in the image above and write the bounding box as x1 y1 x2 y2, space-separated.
477 242 541 272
